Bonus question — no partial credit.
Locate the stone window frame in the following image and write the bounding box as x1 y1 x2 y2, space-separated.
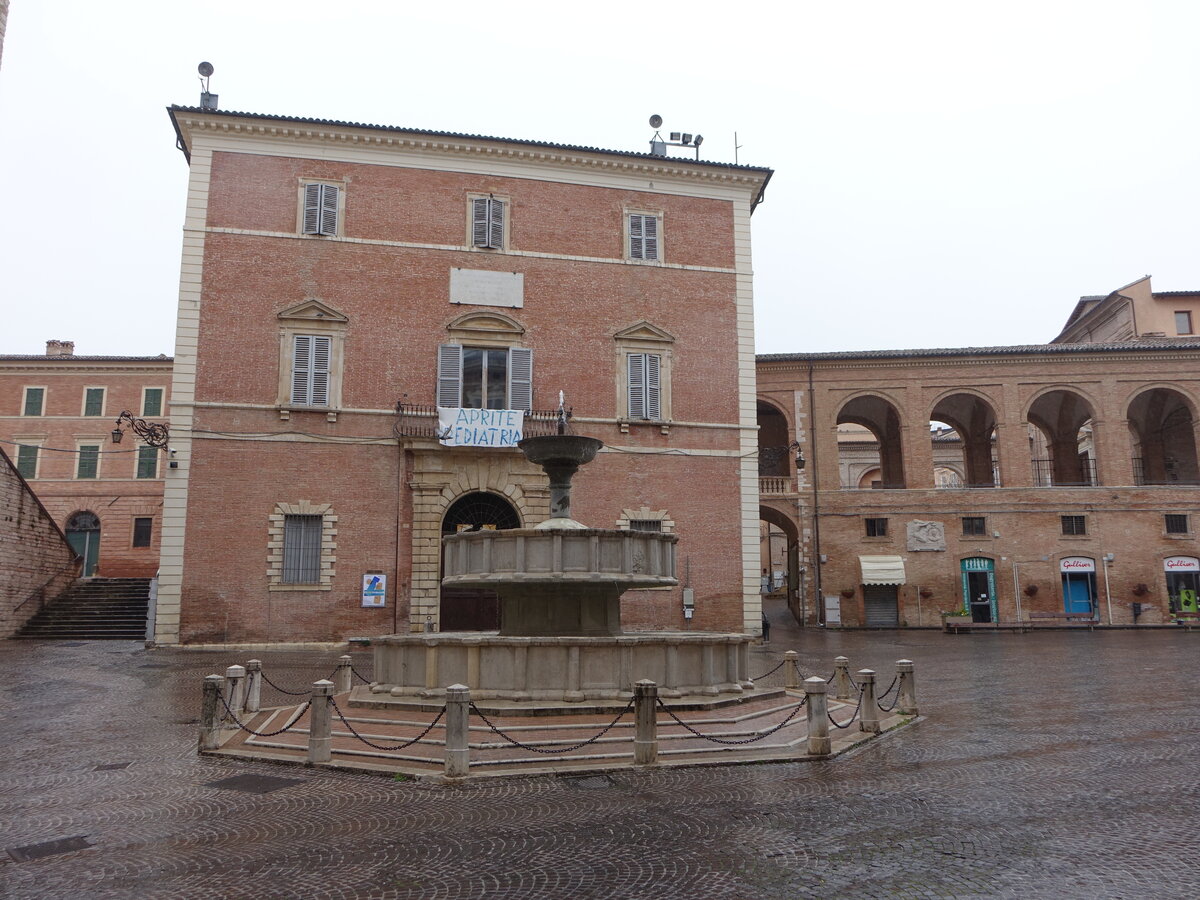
141 386 166 417
614 321 675 431
296 178 348 238
465 192 511 252
12 435 44 480
625 208 664 263
75 438 103 480
864 517 888 538
22 386 46 417
1061 514 1087 536
267 500 338 591
132 516 154 548
1165 513 1190 535
275 299 350 421
81 386 107 418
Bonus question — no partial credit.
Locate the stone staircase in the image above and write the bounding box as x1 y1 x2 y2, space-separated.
16 578 151 640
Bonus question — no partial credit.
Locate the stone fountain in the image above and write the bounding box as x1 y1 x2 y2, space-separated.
366 417 756 708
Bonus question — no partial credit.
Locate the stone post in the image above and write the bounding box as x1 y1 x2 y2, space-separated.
784 651 800 689
224 665 246 717
444 683 471 778
308 680 334 764
335 655 353 694
833 656 853 699
244 659 262 713
634 679 658 765
199 674 224 751
897 659 918 716
858 669 880 734
804 677 830 756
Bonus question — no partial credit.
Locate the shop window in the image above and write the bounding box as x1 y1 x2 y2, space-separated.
1061 515 1086 536
132 517 153 548
865 517 888 537
962 516 986 536
1166 514 1189 535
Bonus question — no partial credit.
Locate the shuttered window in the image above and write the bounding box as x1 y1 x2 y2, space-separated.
290 335 332 406
302 183 340 236
628 214 660 260
16 444 38 479
437 345 532 411
142 388 164 417
627 353 661 420
471 197 505 249
77 445 100 479
23 388 44 416
136 446 158 479
282 514 323 583
84 388 105 417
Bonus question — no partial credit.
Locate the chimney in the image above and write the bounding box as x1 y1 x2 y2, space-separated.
46 340 75 357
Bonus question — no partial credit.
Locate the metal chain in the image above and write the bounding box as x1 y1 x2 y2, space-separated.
876 675 899 700
656 695 807 746
876 675 900 711
469 697 634 755
827 691 863 729
750 658 787 681
258 670 311 696
350 666 372 684
328 697 444 751
216 690 310 737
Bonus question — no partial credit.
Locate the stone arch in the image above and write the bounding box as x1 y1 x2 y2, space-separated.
760 504 805 624
1126 386 1200 485
65 510 101 577
836 394 906 489
929 391 1000 487
438 490 523 631
757 398 793 478
1025 388 1099 486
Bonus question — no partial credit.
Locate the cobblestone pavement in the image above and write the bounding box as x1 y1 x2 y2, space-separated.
3 607 1200 899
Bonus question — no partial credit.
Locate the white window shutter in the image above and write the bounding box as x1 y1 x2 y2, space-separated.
292 335 313 405
303 184 322 235
629 215 644 259
437 344 463 407
628 353 646 419
472 198 490 247
645 353 661 419
310 336 331 406
643 216 659 260
319 185 339 236
509 348 533 411
489 199 505 250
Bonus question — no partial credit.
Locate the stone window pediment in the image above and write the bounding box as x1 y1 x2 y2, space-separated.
277 299 349 325
446 311 526 346
614 321 675 345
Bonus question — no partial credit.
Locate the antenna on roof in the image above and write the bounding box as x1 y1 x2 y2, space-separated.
647 115 704 160
198 62 218 110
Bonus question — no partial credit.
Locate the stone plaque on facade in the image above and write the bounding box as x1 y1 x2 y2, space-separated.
906 520 946 552
450 268 524 308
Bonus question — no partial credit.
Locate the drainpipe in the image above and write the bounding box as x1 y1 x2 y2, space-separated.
808 362 823 624
1103 553 1114 625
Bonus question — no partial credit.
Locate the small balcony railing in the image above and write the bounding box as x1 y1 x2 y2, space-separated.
759 475 795 495
1132 457 1200 486
394 403 567 440
1031 458 1098 487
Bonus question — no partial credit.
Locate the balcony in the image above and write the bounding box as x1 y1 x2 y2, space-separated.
759 476 796 495
1132 457 1200 486
1031 458 1098 487
394 403 567 440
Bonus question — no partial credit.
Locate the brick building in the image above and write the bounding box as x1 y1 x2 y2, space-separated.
155 105 772 645
757 323 1200 628
0 341 172 578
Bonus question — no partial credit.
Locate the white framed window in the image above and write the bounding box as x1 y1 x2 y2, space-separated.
468 194 507 250
290 335 332 407
15 442 40 480
276 299 348 416
142 387 165 417
627 212 662 261
22 387 45 417
300 182 341 236
614 321 674 425
437 344 532 411
82 387 106 417
267 501 337 591
627 353 661 421
136 445 159 480
76 443 101 479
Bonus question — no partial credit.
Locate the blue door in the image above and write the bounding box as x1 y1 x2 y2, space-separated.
1062 574 1094 615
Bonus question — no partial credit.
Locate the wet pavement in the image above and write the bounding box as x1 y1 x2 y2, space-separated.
2 608 1199 899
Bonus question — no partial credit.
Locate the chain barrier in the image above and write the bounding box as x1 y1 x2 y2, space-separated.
469 697 634 755
876 675 900 712
258 670 312 696
827 691 863 730
655 695 808 746
350 666 372 684
750 658 787 681
216 690 310 737
328 697 444 752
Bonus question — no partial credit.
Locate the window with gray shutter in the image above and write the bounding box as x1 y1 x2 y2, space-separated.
282 514 323 583
142 388 164 417
16 444 38 479
438 344 532 410
303 183 339 236
77 445 100 479
627 353 661 420
23 388 44 416
508 347 532 412
437 344 464 407
471 196 505 249
136 446 158 479
84 388 105 417
290 335 332 406
629 214 659 260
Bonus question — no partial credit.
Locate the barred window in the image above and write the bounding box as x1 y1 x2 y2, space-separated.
1061 515 1086 536
1165 514 1189 535
133 517 153 548
629 519 663 532
865 517 888 537
282 514 323 584
962 516 986 536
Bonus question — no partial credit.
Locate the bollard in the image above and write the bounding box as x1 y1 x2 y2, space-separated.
634 679 659 765
444 684 471 778
897 659 918 716
199 674 224 751
833 656 853 700
335 655 353 695
224 665 246 717
308 680 334 764
804 677 830 756
784 651 800 690
244 659 262 713
857 669 880 734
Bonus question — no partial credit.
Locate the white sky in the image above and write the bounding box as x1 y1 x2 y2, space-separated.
2 0 1199 357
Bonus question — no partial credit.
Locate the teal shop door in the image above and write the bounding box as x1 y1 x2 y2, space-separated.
960 557 996 623
66 511 101 577
1062 574 1094 615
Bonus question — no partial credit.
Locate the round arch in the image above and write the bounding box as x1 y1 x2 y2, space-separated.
439 491 522 631
930 391 1000 487
836 394 906 489
65 510 101 577
1126 386 1200 485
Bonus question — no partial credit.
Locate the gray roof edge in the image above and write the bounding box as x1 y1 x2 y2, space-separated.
758 339 1200 363
0 355 174 362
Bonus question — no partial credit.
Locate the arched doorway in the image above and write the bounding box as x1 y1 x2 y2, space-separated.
760 505 804 624
66 511 101 577
439 492 521 631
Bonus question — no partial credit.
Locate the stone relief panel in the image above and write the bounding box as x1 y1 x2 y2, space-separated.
907 520 946 552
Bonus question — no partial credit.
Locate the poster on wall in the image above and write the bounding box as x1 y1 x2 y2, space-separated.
362 573 387 608
437 407 525 447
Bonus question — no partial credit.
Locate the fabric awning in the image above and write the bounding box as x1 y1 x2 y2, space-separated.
860 555 906 585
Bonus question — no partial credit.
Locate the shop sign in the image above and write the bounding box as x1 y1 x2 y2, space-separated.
1163 556 1200 572
1059 557 1095 573
437 407 525 448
